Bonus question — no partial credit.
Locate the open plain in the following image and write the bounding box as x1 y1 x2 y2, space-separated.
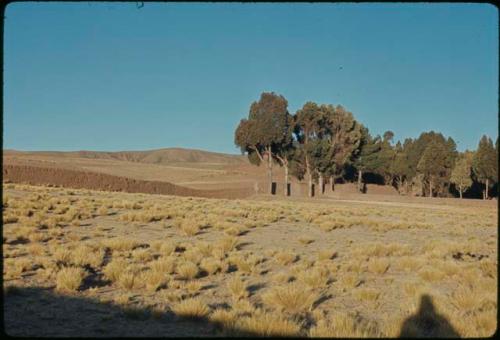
2 180 497 337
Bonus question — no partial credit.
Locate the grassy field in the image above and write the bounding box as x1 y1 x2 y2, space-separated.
2 183 497 337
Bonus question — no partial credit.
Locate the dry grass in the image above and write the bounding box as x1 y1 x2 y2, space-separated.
56 267 87 292
309 313 376 337
234 311 302 337
418 266 446 282
103 258 128 282
142 269 169 292
317 249 337 261
217 236 238 253
71 245 104 268
210 309 238 331
200 258 222 275
227 275 248 300
150 257 176 274
367 258 390 274
2 183 497 338
117 271 137 290
354 288 381 302
262 283 318 314
275 251 298 265
298 236 314 245
297 267 330 289
159 242 176 256
172 298 210 319
177 261 199 280
102 238 139 252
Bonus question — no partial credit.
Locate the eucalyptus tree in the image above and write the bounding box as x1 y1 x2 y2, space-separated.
294 102 324 197
235 92 290 195
321 104 363 192
450 151 474 199
353 127 383 193
472 135 497 199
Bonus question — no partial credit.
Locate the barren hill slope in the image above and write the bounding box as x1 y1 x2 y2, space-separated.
3 148 269 192
4 148 247 165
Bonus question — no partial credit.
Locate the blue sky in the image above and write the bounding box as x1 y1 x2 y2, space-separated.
4 2 498 154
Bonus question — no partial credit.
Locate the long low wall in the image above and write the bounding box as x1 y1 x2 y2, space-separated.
2 164 254 199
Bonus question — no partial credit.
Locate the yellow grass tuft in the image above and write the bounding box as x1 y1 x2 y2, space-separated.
227 275 248 300
56 267 87 292
367 258 390 274
177 261 199 280
172 298 210 319
103 258 128 282
262 283 318 314
234 311 302 337
275 251 298 265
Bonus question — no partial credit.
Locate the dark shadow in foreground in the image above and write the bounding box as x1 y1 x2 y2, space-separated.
2 286 290 337
4 288 467 337
399 294 460 338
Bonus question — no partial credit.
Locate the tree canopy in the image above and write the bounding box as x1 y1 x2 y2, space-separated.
235 92 497 199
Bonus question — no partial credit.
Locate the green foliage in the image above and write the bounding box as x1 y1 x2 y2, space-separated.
472 135 497 186
353 127 384 174
293 102 325 193
390 141 411 188
322 105 363 178
293 103 363 190
235 92 494 199
450 152 474 196
404 132 457 196
235 92 293 193
235 92 290 161
417 141 449 196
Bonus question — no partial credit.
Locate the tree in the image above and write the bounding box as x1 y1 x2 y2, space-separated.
294 102 324 197
235 92 290 195
321 105 363 193
390 141 411 194
404 132 457 196
472 135 497 199
450 152 474 198
272 113 295 196
353 127 383 193
417 142 448 197
378 132 397 185
383 130 394 143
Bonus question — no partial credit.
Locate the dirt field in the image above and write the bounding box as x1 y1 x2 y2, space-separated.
3 164 254 200
3 148 266 191
2 183 497 337
7 148 495 207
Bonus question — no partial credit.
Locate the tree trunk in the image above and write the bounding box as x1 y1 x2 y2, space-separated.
284 165 289 196
459 185 463 199
319 173 324 195
330 176 334 192
397 177 402 194
308 172 313 197
267 147 273 195
305 154 313 198
358 170 363 193
429 179 433 198
485 179 489 199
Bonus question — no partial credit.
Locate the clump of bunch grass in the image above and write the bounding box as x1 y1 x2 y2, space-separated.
172 298 210 319
56 266 87 292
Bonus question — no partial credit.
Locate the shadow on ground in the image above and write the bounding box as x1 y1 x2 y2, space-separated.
4 286 462 337
399 294 460 338
3 286 256 337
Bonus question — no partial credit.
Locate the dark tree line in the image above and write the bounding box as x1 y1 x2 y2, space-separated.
235 92 498 199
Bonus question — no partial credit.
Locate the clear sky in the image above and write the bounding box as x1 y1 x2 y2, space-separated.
4 2 498 154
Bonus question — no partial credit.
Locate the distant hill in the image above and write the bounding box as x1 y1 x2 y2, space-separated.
3 148 247 165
